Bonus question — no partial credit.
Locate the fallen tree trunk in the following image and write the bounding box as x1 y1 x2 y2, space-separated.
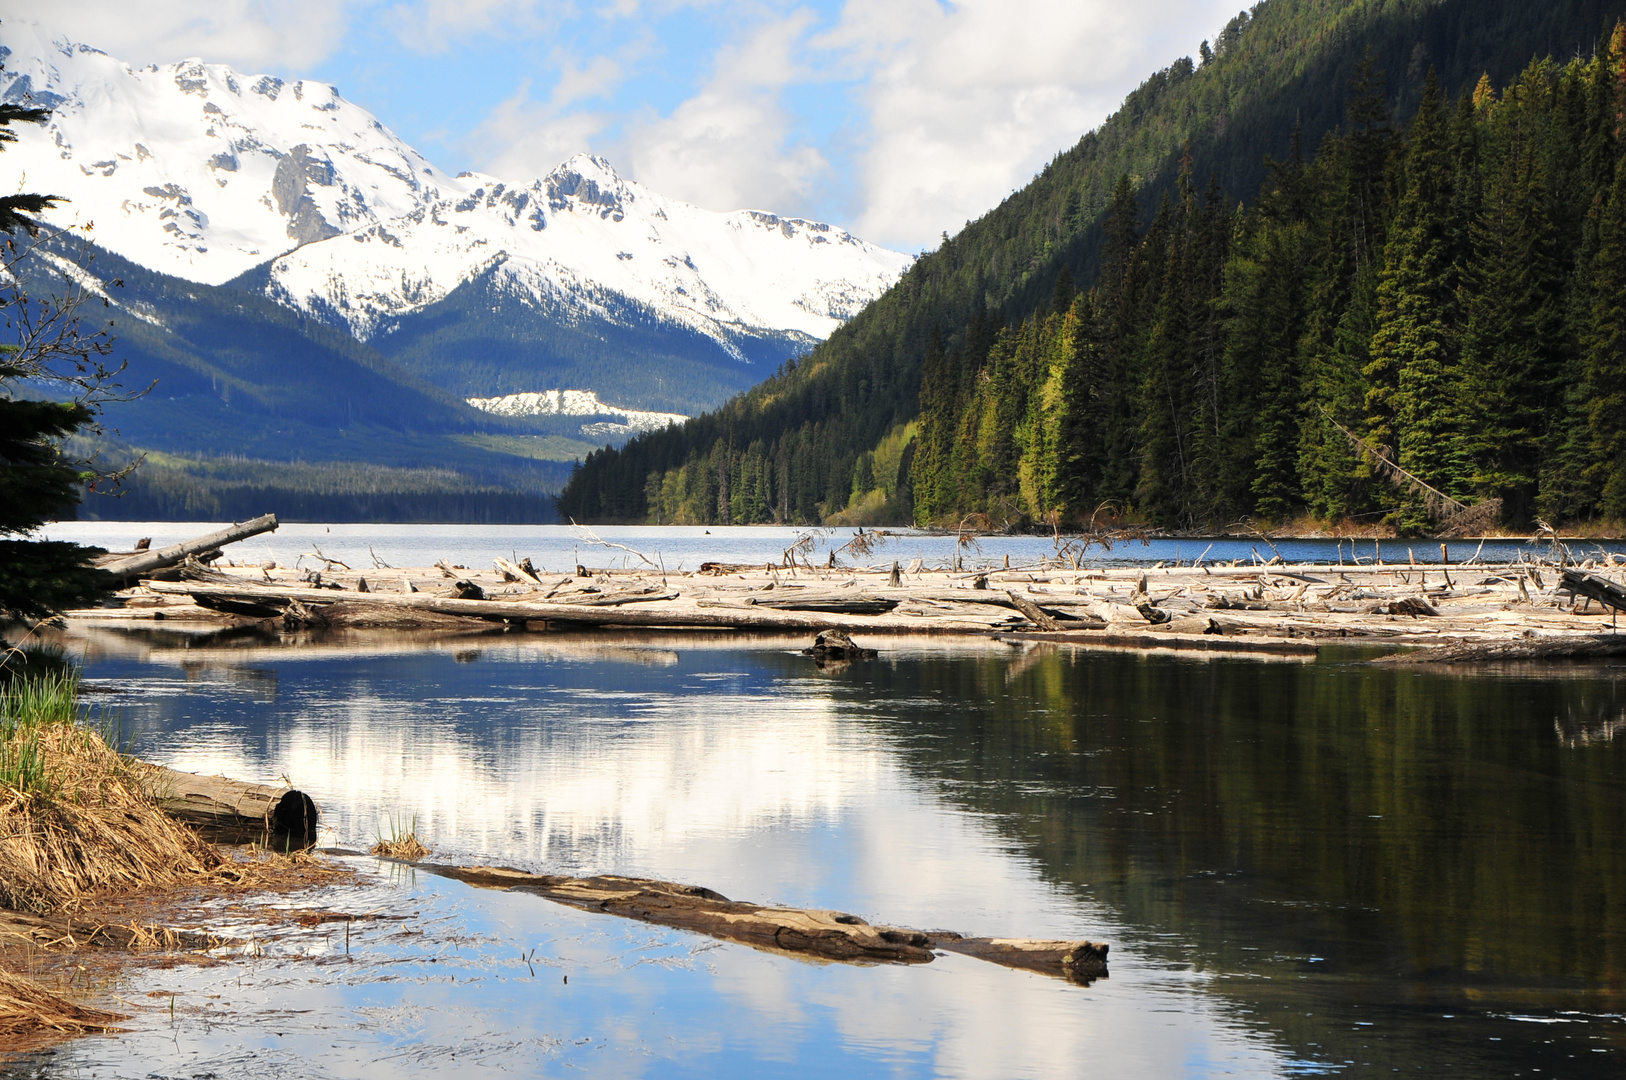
416 864 1108 984
143 582 940 632
132 762 318 845
1006 591 1062 631
1559 569 1626 614
1374 634 1626 664
102 515 279 581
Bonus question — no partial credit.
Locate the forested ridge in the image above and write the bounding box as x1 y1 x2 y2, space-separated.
556 0 1626 532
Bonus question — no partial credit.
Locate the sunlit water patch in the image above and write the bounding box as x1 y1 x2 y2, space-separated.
41 521 1626 574
13 626 1626 1077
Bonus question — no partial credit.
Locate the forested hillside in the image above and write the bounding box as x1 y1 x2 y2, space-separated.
557 0 1626 532
915 50 1626 533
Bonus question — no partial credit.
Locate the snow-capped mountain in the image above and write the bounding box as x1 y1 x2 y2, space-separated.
268 156 905 348
0 25 912 358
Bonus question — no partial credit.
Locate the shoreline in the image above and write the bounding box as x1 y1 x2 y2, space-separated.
64 548 1626 660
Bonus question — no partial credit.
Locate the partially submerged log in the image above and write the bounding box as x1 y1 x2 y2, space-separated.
1374 634 1626 664
100 514 278 582
417 864 1108 984
133 763 318 846
803 630 878 662
995 630 1321 655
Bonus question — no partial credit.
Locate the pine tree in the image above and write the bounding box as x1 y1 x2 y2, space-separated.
1298 61 1391 522
1582 148 1626 520
1366 70 1461 530
1454 83 1565 525
0 105 118 624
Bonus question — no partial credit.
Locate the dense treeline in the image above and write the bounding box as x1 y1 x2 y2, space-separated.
73 446 558 524
917 45 1626 531
556 0 1626 529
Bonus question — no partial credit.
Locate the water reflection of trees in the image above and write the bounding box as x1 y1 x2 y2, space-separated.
1554 682 1626 747
790 647 1626 1072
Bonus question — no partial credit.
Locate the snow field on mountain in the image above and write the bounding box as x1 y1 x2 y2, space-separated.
1 25 440 285
465 390 688 436
2 24 912 357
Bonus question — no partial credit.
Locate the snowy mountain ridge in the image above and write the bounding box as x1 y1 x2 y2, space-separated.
0 24 912 356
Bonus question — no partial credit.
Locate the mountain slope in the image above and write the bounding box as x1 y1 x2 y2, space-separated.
0 24 911 420
23 238 580 521
557 0 1626 525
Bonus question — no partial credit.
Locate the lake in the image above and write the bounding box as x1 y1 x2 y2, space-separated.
13 602 1626 1076
38 521 1626 573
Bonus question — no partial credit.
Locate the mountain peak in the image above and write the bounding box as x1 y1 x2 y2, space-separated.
2 27 913 370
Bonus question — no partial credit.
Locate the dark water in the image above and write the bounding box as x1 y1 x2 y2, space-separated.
19 625 1626 1077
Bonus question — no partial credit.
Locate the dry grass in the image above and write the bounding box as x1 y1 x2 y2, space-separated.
0 969 125 1040
0 670 224 915
370 814 430 861
0 667 364 1048
370 835 429 860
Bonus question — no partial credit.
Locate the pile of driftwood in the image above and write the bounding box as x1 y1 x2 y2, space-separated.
74 516 1626 659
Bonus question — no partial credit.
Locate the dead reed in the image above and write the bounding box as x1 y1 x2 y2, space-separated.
0 669 222 915
370 813 430 861
0 970 124 1039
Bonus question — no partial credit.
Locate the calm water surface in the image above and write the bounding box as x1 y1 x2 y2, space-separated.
9 619 1623 1078
39 521 1626 571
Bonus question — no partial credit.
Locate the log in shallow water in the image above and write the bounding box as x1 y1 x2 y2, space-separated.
134 763 319 845
416 863 1109 984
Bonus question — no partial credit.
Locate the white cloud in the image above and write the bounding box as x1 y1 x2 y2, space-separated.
619 12 829 216
382 0 554 54
0 0 355 71
8 0 1249 250
465 75 616 181
818 0 1241 250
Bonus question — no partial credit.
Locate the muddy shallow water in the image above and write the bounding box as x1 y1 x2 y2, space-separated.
10 624 1626 1077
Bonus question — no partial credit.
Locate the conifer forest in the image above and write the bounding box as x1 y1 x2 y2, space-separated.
559 11 1626 535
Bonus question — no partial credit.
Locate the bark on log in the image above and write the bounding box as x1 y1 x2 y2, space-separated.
133 762 318 845
1374 635 1626 664
1559 569 1626 613
538 589 678 607
752 595 900 615
1007 591 1062 631
144 582 912 632
493 557 543 585
102 515 278 581
416 864 1107 984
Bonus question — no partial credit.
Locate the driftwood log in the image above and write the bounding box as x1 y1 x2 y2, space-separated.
134 763 318 845
804 630 878 663
417 864 1108 984
101 515 279 582
144 582 998 633
1374 634 1626 664
1559 569 1626 616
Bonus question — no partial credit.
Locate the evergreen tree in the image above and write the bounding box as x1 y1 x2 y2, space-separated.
1582 147 1626 519
1366 70 1460 528
1454 85 1565 523
0 106 119 624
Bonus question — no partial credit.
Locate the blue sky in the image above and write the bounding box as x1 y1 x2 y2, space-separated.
11 0 1243 250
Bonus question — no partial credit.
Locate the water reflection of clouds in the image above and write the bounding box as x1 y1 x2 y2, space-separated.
50 865 1293 1078
64 632 1315 1077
